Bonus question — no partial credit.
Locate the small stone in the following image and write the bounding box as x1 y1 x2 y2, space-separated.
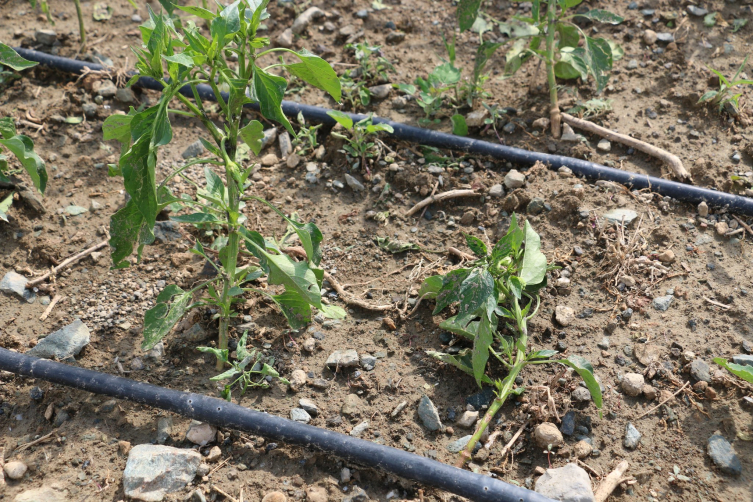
0 271 35 303
28 320 90 360
341 467 352 483
261 153 278 166
205 445 221 463
643 29 658 45
289 370 307 392
622 373 645 397
326 349 360 369
97 399 118 414
291 6 324 34
123 445 202 501
504 169 526 189
391 401 408 418
115 87 137 104
656 249 675 263
656 32 674 43
131 13 143 22
652 295 673 311
4 460 28 480
350 421 369 437
535 464 595 502
460 211 475 225
571 387 591 402
446 435 472 453
687 5 708 16
96 80 117 98
555 305 575 327
261 128 277 150
715 221 729 236
465 108 489 127
534 422 564 449
574 440 592 459
306 486 328 502
690 359 711 383
693 380 708 394
360 353 376 371
34 29 58 46
417 395 443 431
732 355 753 367
597 139 611 152
341 394 362 416
561 123 580 141
642 384 657 400
287 153 301 168
82 102 98 118
708 434 742 476
698 201 709 217
302 337 316 353
185 421 216 446
385 31 405 44
118 440 132 455
291 408 312 423
368 84 392 100
344 173 365 191
196 464 210 476
261 492 287 502
533 117 550 130
527 197 546 215
182 140 205 159
299 398 319 416
489 184 505 198
456 410 478 428
561 411 576 436
624 423 641 449
604 208 638 225
13 486 68 502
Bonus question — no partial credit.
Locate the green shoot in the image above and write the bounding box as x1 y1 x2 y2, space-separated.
327 110 393 174
698 56 753 118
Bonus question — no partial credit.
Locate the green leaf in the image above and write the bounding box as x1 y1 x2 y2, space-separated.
432 62 461 85
177 5 216 20
509 276 524 300
143 284 192 350
0 43 38 71
197 346 229 362
285 49 341 102
520 221 547 285
418 275 443 300
270 290 312 329
491 213 523 262
584 36 613 92
575 9 623 24
0 192 13 223
204 165 226 202
703 12 717 27
559 355 603 413
162 53 195 67
0 135 47 194
451 114 468 136
327 108 353 130
608 40 624 61
714 357 753 384
170 212 222 224
456 268 495 319
732 18 748 33
109 198 153 268
528 349 558 360
396 83 416 95
103 113 133 146
427 350 494 385
0 117 15 139
433 268 471 314
464 234 487 256
472 315 494 387
239 120 265 155
473 41 505 84
698 90 718 103
252 66 293 134
556 23 579 48
457 0 483 32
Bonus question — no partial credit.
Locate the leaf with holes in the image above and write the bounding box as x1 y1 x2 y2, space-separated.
143 285 193 350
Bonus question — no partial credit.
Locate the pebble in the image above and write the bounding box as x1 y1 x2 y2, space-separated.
288 370 307 392
446 435 472 453
690 359 711 383
417 395 443 431
261 492 287 502
182 140 205 159
652 295 673 311
642 384 657 400
561 123 580 141
456 410 478 428
4 460 28 480
489 184 505 198
360 353 376 371
131 13 142 22
261 153 278 166
96 80 117 98
299 398 319 416
535 464 595 502
302 337 316 353
643 29 658 45
561 411 576 436
344 173 365 191
604 208 638 225
527 198 546 215
35 29 57 45
28 320 90 360
0 271 35 303
82 102 98 118
385 31 405 44
291 6 324 34
571 387 591 402
115 88 137 104
732 354 753 366
465 108 488 127
656 33 674 43
555 305 575 327
290 408 312 423
123 445 202 501
656 249 675 263
698 201 709 217
369 84 392 99
350 420 369 437
622 373 645 397
574 440 592 459
687 5 708 16
204 445 221 463
341 394 362 416
532 117 550 129
534 422 564 448
624 423 641 449
391 401 408 418
597 139 611 152
185 421 216 446
326 349 360 369
504 170 526 189
708 435 742 476
305 486 328 502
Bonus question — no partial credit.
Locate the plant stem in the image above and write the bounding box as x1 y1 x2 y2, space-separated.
73 0 86 53
545 0 561 138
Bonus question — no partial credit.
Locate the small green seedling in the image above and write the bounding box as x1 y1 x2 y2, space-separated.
0 46 46 222
456 0 623 137
345 41 394 83
291 111 322 157
340 76 372 110
698 56 753 118
198 331 289 401
420 215 601 467
103 2 345 372
327 110 393 173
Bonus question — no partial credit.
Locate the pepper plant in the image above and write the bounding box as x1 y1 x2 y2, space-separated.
102 2 345 370
456 0 623 137
420 215 602 466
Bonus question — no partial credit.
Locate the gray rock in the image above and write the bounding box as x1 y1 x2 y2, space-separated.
527 197 546 215
341 394 362 416
597 337 610 350
82 102 98 118
690 359 711 383
560 411 576 436
182 140 205 159
156 417 173 444
465 108 488 128
385 31 405 44
278 131 292 158
731 354 753 367
535 464 595 502
1 271 35 303
446 435 472 453
97 80 118 98
561 123 581 142
624 423 641 449
326 349 360 369
652 295 673 311
504 169 526 189
35 29 58 45
132 14 143 22
360 353 376 371
604 208 638 225
182 323 208 342
707 434 742 476
28 320 90 360
290 408 311 423
153 221 182 243
571 387 592 402
656 32 674 43
291 6 324 35
260 128 277 150
466 387 495 409
342 486 369 502
368 84 392 100
687 5 708 16
417 395 443 431
115 88 137 104
276 28 294 48
555 305 575 327
185 421 216 446
123 444 202 501
489 184 505 198
344 173 365 191
299 398 319 416
456 410 478 428
350 420 369 437
597 139 611 152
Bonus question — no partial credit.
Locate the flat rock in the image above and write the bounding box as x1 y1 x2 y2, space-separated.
261 153 279 166
369 84 392 100
14 486 68 502
299 398 319 416
604 208 638 225
185 421 216 446
690 359 711 383
634 343 660 365
0 271 35 303
456 410 478 428
123 444 202 501
597 139 611 152
350 420 369 437
4 460 27 480
34 29 57 45
344 173 365 191
504 169 526 189
535 464 595 502
28 319 90 360
278 131 292 158
360 353 376 371
417 395 442 431
489 184 505 198
708 434 742 476
652 295 673 311
622 373 645 397
446 435 472 453
571 387 591 402
555 305 575 327
182 140 205 159
326 349 360 369
560 411 576 436
731 354 753 367
341 394 362 416
465 108 488 127
561 123 581 141
290 408 311 423
624 422 641 449
289 369 307 392
261 128 277 150
276 27 294 48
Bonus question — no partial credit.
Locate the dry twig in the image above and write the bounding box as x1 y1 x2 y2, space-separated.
562 113 691 181
39 294 63 321
405 189 482 217
14 431 56 454
492 419 530 458
594 460 632 502
27 240 108 288
211 484 239 502
636 381 690 420
703 296 731 310
324 271 394 312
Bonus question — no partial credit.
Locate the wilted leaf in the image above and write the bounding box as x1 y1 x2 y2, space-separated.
520 221 547 286
65 205 88 215
575 9 624 24
375 236 419 253
143 284 193 350
0 192 13 222
93 2 113 21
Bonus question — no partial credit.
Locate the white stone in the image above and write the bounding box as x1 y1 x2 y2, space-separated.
456 410 479 428
123 445 202 501
555 305 575 327
622 373 645 397
504 169 526 189
185 421 216 446
535 464 595 502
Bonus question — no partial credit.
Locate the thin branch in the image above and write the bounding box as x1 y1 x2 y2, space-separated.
636 381 690 420
39 294 63 321
405 189 482 218
703 296 731 310
492 419 530 458
324 271 394 312
561 113 691 181
594 460 630 502
27 241 108 288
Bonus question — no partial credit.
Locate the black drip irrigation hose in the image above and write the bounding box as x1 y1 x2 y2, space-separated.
0 348 552 502
14 47 753 216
